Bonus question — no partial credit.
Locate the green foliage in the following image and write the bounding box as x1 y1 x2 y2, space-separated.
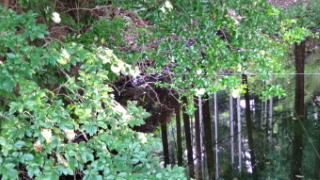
74 17 127 48
282 0 320 29
1 0 319 178
0 5 186 179
18 0 54 18
278 0 319 45
0 6 49 94
262 84 286 99
125 0 291 100
280 19 315 44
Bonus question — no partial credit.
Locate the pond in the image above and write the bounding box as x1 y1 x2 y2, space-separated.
160 74 320 180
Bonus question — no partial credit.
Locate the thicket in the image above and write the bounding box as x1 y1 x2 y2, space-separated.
0 0 317 179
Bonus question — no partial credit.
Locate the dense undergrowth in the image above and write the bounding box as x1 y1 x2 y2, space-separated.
0 0 318 179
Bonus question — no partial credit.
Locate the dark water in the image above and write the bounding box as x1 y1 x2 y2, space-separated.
206 95 319 179
165 88 320 180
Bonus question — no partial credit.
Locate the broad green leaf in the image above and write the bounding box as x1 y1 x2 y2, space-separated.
20 153 34 162
14 140 25 149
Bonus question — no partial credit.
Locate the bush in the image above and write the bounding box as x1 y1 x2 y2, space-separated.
0 6 186 180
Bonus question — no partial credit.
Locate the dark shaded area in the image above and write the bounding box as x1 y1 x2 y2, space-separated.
59 173 83 180
114 74 178 133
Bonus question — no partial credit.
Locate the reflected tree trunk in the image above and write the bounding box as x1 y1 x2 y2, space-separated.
182 96 195 179
290 41 305 180
237 97 242 171
314 105 318 121
256 99 262 129
312 99 320 179
242 74 258 180
214 93 219 178
313 131 320 179
269 98 273 139
175 103 183 166
203 95 215 180
263 100 268 132
170 141 175 166
194 96 203 180
230 96 235 165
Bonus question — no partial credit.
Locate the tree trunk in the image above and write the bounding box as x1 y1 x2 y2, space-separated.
242 74 258 180
182 96 195 178
194 97 203 180
203 95 215 180
175 103 183 166
161 123 170 167
290 40 305 180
